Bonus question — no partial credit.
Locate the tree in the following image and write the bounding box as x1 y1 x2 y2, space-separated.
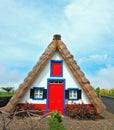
2 87 14 93
96 87 100 98
94 87 100 98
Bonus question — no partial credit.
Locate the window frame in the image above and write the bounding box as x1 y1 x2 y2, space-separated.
50 60 63 77
69 89 77 100
30 87 46 100
34 88 43 99
66 88 82 100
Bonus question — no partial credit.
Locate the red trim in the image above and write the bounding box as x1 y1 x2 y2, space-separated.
32 104 46 112
17 103 46 115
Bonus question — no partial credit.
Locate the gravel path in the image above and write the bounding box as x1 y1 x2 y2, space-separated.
0 110 114 130
63 111 114 130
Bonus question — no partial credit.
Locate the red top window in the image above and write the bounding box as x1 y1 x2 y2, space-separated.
51 61 63 77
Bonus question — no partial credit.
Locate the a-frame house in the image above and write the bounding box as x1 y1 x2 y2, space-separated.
3 34 106 115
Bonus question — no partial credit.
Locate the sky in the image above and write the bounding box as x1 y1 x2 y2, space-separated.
0 0 114 89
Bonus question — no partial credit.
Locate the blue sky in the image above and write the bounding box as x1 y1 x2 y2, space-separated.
0 0 114 89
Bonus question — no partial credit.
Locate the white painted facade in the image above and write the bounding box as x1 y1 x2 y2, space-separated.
20 51 91 104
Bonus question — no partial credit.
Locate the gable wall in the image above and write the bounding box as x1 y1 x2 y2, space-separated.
20 51 90 104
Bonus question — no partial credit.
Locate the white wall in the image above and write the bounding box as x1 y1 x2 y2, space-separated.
20 51 91 104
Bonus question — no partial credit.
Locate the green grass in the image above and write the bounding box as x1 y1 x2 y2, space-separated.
0 92 14 97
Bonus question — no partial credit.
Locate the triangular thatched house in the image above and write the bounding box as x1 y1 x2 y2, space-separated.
3 34 106 115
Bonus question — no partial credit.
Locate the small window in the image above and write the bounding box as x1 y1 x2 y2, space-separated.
30 87 47 100
65 89 82 100
69 90 77 99
51 60 63 77
34 89 43 98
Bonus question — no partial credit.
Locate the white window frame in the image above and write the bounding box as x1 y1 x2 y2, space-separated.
34 89 43 98
69 90 77 99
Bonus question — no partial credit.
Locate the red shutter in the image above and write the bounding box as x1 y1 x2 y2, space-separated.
52 62 62 76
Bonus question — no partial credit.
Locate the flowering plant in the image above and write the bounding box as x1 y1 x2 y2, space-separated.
66 104 100 120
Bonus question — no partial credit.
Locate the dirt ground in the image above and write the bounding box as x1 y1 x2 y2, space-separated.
0 110 114 130
63 111 114 130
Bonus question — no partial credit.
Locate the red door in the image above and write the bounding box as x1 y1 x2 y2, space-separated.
48 80 64 115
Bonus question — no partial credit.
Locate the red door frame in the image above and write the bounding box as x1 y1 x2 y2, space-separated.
47 79 65 115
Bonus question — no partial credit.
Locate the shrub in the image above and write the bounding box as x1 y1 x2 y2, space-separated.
66 104 99 120
15 103 43 117
49 111 62 122
47 111 66 130
0 96 12 107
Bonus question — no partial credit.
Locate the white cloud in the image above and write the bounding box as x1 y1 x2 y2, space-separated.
77 53 114 89
86 65 114 89
78 54 109 65
0 0 41 24
77 53 114 72
0 66 23 88
64 0 114 54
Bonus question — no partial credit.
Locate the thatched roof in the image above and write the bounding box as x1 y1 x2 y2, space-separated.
3 34 106 113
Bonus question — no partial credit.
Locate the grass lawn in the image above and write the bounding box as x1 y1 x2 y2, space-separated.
0 92 14 97
0 92 14 107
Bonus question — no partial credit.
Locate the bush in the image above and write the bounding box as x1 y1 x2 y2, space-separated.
49 111 62 122
66 104 99 120
47 111 66 130
0 96 12 107
15 103 43 117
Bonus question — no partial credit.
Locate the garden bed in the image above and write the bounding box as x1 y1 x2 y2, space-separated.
0 110 114 130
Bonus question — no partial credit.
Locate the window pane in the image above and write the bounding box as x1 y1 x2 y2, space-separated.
35 89 38 93
69 90 72 94
69 90 77 99
34 89 43 98
40 90 43 93
69 90 72 98
74 90 77 94
73 93 77 97
34 94 39 98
